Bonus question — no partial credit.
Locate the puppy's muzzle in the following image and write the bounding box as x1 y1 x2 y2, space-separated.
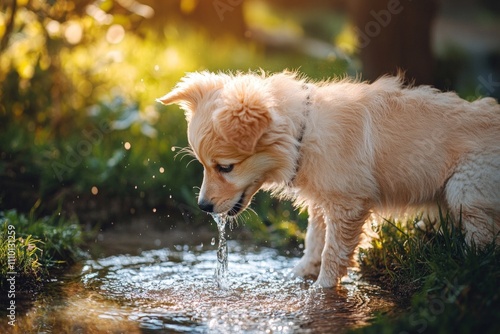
198 199 214 213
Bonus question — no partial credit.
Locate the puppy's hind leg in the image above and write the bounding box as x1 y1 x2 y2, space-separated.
445 152 500 246
314 200 370 288
292 206 325 279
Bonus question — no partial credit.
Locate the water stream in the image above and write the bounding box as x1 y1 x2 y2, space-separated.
1 218 396 333
213 213 229 289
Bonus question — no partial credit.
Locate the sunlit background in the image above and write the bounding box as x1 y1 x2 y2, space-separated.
1 0 499 229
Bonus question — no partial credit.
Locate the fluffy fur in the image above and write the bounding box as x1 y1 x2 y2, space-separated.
158 71 500 288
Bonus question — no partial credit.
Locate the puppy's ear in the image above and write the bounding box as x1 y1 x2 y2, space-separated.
156 72 224 118
213 76 274 154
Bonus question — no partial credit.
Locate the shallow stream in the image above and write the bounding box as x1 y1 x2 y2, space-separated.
2 217 395 333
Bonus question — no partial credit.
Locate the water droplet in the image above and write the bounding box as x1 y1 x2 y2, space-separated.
211 237 216 246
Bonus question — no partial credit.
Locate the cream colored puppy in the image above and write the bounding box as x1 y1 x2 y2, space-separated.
158 71 500 288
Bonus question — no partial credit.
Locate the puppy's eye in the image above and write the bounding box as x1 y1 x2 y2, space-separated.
217 164 234 173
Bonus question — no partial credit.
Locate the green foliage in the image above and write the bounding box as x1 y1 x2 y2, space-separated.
248 192 308 248
354 214 500 334
0 0 347 227
0 223 42 282
0 209 84 290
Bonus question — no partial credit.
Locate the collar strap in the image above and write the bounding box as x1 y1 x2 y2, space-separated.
288 83 312 186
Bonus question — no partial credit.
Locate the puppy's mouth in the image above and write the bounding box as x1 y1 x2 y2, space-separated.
227 191 246 216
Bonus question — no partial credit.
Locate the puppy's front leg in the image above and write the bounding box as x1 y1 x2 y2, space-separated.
314 202 369 288
292 207 325 278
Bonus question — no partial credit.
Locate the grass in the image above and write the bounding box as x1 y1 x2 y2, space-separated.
0 209 84 292
352 212 500 334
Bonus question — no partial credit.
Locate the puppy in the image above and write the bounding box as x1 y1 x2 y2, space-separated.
157 71 500 287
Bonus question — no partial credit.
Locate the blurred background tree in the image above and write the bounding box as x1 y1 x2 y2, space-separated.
0 0 499 231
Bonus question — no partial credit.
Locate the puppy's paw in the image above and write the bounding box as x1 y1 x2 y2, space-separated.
291 257 321 279
313 263 347 288
312 273 339 288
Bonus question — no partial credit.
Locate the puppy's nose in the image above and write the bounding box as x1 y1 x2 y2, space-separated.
198 200 214 213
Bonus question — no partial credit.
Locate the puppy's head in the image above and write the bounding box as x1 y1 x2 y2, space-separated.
157 72 277 216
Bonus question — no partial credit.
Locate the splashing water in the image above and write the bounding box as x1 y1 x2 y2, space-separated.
212 213 229 289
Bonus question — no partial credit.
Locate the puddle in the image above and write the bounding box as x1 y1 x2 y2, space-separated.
1 219 395 333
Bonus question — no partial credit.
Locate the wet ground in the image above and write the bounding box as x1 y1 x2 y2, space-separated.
2 217 396 333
